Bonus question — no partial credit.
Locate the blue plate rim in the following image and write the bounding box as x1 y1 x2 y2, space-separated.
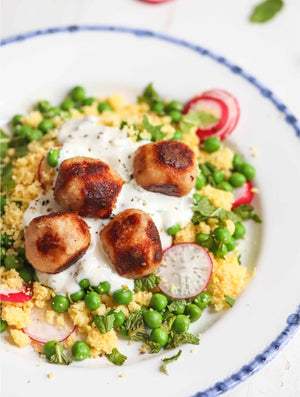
1 25 300 397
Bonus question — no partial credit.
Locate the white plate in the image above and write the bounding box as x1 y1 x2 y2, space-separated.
1 26 299 397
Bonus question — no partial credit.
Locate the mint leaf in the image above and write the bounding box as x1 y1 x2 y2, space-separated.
192 196 240 225
134 273 161 292
165 331 199 350
93 314 115 334
138 83 161 105
119 311 149 342
106 348 127 366
0 129 10 158
180 111 219 134
250 0 283 23
15 144 28 158
142 115 166 142
48 343 72 365
167 300 187 313
160 350 182 375
224 295 235 307
1 162 15 193
232 204 262 223
146 341 161 354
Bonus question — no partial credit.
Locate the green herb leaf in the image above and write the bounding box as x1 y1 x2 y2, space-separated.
142 115 166 142
146 341 162 354
198 162 218 187
138 83 161 105
165 331 199 350
0 129 10 158
15 144 28 158
119 311 149 342
1 162 15 193
180 111 219 134
134 273 161 292
106 348 127 366
250 0 283 23
93 314 115 334
237 254 242 265
48 343 72 365
192 196 240 225
167 300 187 313
224 295 235 307
120 120 128 129
160 350 182 375
232 204 262 223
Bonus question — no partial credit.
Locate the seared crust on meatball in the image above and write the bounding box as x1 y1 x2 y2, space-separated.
54 157 123 218
133 141 197 197
100 209 163 279
24 211 91 274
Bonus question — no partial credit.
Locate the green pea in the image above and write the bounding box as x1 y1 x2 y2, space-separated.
4 254 23 270
43 340 63 358
0 246 6 261
172 315 190 333
37 100 51 113
0 318 8 333
226 236 236 252
71 86 86 102
232 153 243 170
94 281 111 294
196 233 210 245
108 309 125 327
203 137 221 153
228 172 246 188
143 310 162 329
46 107 61 118
46 148 60 167
185 304 202 322
171 129 183 141
18 266 34 283
17 125 32 138
233 222 246 240
217 181 233 192
61 99 75 111
151 101 164 115
194 291 211 309
38 118 54 133
150 328 168 347
79 278 90 289
12 114 23 126
51 295 70 313
84 291 101 311
83 97 96 106
28 129 43 142
72 341 90 361
169 110 182 123
167 223 180 236
239 163 256 180
212 170 225 184
217 243 228 258
113 289 133 305
1 196 7 213
70 289 85 302
196 174 206 190
151 293 168 312
213 227 231 243
98 102 112 113
166 100 183 112
193 193 202 202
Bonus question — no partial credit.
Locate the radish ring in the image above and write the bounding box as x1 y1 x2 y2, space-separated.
232 181 254 208
0 285 32 303
137 0 174 4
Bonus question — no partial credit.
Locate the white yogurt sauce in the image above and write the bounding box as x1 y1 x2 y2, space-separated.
23 118 194 295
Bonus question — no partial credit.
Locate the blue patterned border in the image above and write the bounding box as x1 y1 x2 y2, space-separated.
1 26 300 396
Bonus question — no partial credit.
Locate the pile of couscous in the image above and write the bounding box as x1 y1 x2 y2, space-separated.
0 84 261 367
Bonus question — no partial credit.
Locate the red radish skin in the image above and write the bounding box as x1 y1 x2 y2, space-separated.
0 285 32 303
157 243 213 299
137 0 173 4
232 181 254 208
22 307 76 344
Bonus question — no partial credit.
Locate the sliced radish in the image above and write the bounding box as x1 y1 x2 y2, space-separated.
157 243 213 299
232 180 254 208
137 0 173 4
38 146 61 189
0 285 32 303
23 307 76 344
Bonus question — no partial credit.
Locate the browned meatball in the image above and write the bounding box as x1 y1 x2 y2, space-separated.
24 211 91 274
100 209 163 279
133 140 197 197
54 157 123 218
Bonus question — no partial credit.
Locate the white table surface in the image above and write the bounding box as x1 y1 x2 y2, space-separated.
1 1 300 396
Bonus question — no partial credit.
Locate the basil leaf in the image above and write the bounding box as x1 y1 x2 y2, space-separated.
1 162 15 193
142 115 166 142
134 273 161 292
250 0 283 23
160 350 182 375
93 314 115 334
119 311 149 342
180 111 219 134
0 129 10 158
165 331 199 350
224 295 235 307
232 204 262 223
106 348 127 366
138 83 161 105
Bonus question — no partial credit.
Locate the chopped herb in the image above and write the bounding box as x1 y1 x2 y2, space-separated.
162 310 174 323
250 0 283 23
224 295 235 307
192 196 240 225
160 350 182 375
167 300 187 313
165 331 199 350
106 348 127 366
119 311 149 342
146 341 161 354
237 254 242 265
48 343 72 365
0 129 10 158
1 162 15 193
198 162 218 187
15 144 28 158
120 120 128 129
134 273 161 292
232 204 262 223
142 115 166 142
180 111 219 134
93 314 115 334
138 83 161 106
